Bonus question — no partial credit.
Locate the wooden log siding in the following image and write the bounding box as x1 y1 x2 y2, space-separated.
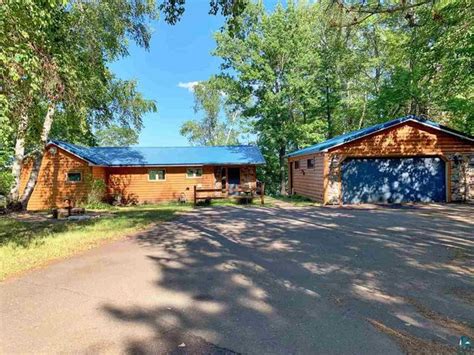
20 145 259 210
106 165 257 204
20 147 91 210
106 166 215 204
92 166 107 181
20 150 253 209
288 153 325 202
287 120 474 204
326 121 474 204
328 121 474 156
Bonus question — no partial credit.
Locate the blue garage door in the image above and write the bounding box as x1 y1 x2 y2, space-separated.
342 157 446 204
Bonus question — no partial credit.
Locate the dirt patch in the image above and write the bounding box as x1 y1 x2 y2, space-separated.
8 211 55 223
368 319 454 354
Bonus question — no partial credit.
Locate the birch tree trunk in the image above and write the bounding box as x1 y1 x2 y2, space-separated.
279 145 287 195
9 112 29 203
224 110 238 144
20 104 56 208
324 76 333 138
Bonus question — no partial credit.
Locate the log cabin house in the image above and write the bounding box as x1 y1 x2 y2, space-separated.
20 141 265 210
287 116 474 204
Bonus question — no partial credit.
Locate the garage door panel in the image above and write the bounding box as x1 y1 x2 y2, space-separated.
342 157 446 204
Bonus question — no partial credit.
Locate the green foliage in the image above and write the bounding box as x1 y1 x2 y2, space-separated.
159 0 248 26
180 76 245 145
86 178 107 206
95 125 139 147
212 0 474 193
1 0 159 135
0 171 13 196
214 2 325 193
1 0 158 204
0 146 13 195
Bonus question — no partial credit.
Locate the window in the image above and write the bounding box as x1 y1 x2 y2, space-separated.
148 169 166 181
307 159 315 169
67 172 82 182
294 161 300 169
186 168 203 178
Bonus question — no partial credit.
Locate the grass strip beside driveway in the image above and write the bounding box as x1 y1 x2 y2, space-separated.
0 204 190 280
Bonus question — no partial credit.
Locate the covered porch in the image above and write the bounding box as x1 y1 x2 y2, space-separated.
194 165 264 205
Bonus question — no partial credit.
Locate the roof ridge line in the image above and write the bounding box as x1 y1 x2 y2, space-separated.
91 144 257 149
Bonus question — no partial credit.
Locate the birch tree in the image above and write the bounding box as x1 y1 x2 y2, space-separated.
180 77 243 146
1 0 158 208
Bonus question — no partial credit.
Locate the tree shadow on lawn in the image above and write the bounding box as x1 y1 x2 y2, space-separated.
0 206 181 249
101 205 474 354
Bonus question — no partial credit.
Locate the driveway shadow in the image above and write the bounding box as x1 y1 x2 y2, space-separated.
102 204 474 354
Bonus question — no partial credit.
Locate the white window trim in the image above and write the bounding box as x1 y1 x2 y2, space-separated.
186 168 203 179
148 168 166 182
66 171 82 183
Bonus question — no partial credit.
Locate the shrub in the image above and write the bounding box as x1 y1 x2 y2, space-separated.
0 171 13 196
87 178 107 205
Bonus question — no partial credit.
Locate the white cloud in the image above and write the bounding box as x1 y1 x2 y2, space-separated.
178 81 200 92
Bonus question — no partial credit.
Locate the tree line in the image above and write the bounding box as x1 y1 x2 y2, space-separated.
182 0 473 194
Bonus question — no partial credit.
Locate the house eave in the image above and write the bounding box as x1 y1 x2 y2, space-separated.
46 142 100 166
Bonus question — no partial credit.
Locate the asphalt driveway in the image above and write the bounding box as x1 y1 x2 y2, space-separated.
1 204 473 354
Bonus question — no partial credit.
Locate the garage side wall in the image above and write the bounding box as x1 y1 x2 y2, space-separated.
325 121 474 204
449 154 474 201
288 153 325 202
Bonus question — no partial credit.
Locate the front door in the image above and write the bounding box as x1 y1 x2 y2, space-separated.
228 167 240 194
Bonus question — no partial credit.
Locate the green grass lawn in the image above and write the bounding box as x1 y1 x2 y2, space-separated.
0 203 191 280
267 194 320 207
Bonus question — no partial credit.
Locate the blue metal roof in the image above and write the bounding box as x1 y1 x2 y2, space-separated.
50 140 266 166
287 115 473 158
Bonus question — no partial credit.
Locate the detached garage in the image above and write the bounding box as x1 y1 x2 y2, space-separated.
287 116 474 204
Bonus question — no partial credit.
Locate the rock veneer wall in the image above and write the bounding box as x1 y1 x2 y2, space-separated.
325 154 342 205
449 153 474 202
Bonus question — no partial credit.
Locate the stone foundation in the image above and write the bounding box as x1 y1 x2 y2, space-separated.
448 153 474 202
326 154 342 204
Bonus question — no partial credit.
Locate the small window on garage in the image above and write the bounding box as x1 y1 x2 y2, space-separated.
186 168 203 178
307 159 315 169
294 161 300 169
67 172 82 182
148 169 166 181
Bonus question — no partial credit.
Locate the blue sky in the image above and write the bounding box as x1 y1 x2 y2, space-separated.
110 1 279 147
